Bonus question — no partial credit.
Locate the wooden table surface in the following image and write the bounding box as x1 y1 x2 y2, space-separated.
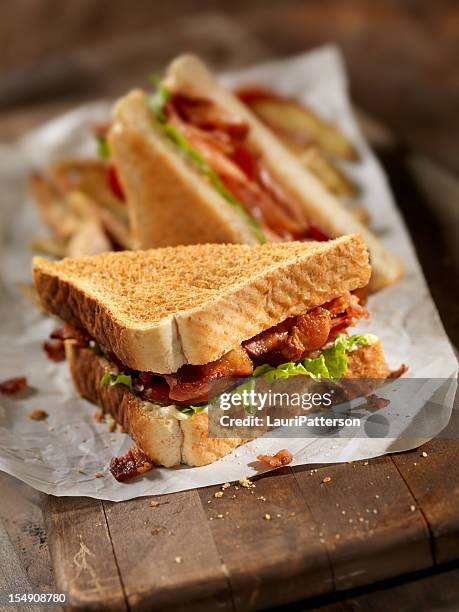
0 4 458 610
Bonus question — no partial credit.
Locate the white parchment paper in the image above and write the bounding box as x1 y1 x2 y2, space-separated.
0 46 457 501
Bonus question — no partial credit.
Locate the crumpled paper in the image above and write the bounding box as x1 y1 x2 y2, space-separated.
0 46 456 501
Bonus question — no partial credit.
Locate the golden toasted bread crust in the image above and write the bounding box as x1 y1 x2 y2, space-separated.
33 237 370 373
65 341 242 467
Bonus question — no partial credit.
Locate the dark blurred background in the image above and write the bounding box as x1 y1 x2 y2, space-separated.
0 0 458 340
1 0 458 175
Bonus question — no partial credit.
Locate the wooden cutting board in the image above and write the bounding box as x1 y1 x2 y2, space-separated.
40 435 459 611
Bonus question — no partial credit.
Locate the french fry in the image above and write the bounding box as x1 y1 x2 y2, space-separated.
67 220 112 257
28 159 130 257
29 236 69 258
237 89 359 161
350 206 371 226
298 146 358 198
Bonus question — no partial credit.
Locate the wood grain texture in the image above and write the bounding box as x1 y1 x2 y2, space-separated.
102 491 232 611
292 457 433 591
39 459 441 611
198 468 332 610
298 563 459 612
0 521 41 612
391 439 459 565
0 473 54 597
43 497 127 611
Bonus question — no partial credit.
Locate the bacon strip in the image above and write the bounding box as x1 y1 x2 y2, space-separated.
110 446 154 482
388 364 408 379
50 323 91 346
257 449 293 468
165 93 328 242
244 307 332 364
43 340 66 362
0 377 28 396
366 394 391 409
171 94 248 139
164 347 253 404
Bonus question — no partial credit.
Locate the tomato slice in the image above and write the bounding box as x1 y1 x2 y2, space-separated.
107 164 125 201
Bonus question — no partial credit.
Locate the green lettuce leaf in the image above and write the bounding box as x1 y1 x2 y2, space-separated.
178 404 208 416
253 334 374 381
96 134 110 160
100 372 133 391
148 84 171 123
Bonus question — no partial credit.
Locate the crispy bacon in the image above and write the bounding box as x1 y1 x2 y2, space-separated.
110 446 154 482
326 293 368 338
221 173 310 241
170 94 248 139
45 324 93 361
43 340 66 362
388 364 408 379
242 318 292 358
352 285 369 306
257 449 293 468
243 308 331 363
366 394 391 409
244 294 366 365
0 377 28 396
107 163 125 200
125 292 367 405
50 323 91 346
164 347 253 404
138 374 172 404
278 308 332 361
48 292 369 407
166 93 328 242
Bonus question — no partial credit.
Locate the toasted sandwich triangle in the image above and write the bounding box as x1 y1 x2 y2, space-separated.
33 236 369 373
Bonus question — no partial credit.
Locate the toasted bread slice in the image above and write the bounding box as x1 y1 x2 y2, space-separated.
66 339 388 467
109 54 403 292
33 236 370 374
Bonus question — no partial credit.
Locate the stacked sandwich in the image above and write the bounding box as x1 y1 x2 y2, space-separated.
34 236 396 472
